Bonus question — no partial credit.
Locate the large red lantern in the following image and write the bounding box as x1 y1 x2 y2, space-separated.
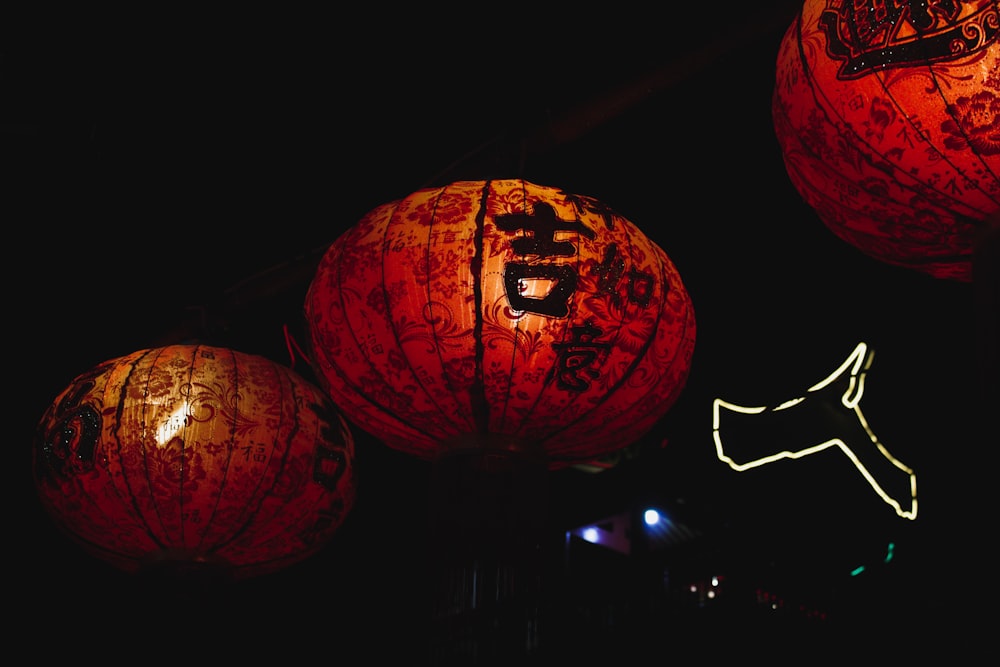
772 0 999 281
303 179 696 468
33 344 357 581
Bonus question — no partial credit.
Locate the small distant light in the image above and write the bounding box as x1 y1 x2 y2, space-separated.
643 509 660 526
582 527 599 543
707 590 716 599
711 576 719 587
689 584 697 593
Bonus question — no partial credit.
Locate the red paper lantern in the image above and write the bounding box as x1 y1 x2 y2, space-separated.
33 344 357 580
772 0 1000 281
304 179 696 468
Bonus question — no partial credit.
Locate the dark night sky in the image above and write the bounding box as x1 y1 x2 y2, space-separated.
9 4 993 659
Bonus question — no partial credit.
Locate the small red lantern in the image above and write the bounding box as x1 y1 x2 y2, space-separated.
304 179 696 468
33 344 357 581
772 0 1000 281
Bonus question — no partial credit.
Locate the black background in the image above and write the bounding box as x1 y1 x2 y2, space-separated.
8 3 994 661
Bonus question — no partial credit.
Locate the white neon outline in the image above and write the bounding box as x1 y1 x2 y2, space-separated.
712 342 917 520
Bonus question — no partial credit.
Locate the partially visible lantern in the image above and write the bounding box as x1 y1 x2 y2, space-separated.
303 179 696 468
772 0 1000 281
33 344 357 581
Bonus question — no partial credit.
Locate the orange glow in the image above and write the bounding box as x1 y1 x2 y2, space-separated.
772 0 1000 281
304 180 696 468
33 344 357 578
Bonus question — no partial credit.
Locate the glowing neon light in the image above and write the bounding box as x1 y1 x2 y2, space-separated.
712 342 917 520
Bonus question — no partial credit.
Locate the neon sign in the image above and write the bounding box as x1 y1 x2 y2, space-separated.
712 342 917 520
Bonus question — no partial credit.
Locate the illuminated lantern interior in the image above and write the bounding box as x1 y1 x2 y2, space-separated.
303 179 696 468
772 0 1000 281
33 344 357 580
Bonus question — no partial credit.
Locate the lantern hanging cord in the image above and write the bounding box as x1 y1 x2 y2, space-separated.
282 323 312 371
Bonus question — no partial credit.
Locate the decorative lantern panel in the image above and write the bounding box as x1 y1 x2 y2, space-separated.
773 0 999 281
304 179 696 468
33 344 357 580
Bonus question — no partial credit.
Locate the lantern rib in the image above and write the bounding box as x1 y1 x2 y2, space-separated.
231 365 307 569
346 200 463 448
394 185 480 437
797 14 998 218
619 251 696 448
544 217 687 459
880 65 999 209
422 182 481 433
510 197 592 444
61 355 165 561
114 350 169 559
192 345 242 556
206 357 301 568
304 181 694 466
468 181 493 434
561 210 638 442
495 179 543 437
35 344 357 578
563 238 691 464
310 235 409 444
245 364 303 549
87 354 145 550
177 344 207 549
774 106 978 268
776 44 976 268
312 214 445 450
132 346 171 551
492 180 517 435
918 61 1000 205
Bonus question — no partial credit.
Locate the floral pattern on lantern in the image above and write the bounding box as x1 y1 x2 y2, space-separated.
33 344 357 580
772 0 1000 281
304 179 696 468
